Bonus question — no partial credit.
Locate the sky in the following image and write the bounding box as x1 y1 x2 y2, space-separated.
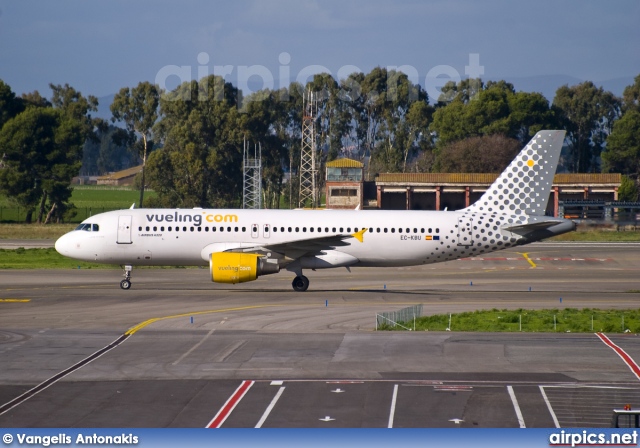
0 0 638 100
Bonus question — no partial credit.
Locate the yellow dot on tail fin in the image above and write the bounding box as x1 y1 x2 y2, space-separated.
527 159 535 167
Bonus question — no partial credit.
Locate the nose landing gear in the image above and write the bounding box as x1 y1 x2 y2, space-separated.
120 265 132 290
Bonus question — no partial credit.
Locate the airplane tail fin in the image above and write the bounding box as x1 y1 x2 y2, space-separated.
464 130 565 216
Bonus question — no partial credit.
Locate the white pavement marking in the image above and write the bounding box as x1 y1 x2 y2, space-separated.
507 385 526 428
255 386 285 428
539 386 560 428
172 328 215 366
388 384 399 428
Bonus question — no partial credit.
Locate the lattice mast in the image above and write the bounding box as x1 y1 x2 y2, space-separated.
243 138 262 209
299 88 318 208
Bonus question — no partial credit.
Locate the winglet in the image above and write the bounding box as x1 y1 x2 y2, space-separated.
351 228 367 243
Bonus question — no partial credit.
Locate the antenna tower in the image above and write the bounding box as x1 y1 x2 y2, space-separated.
299 88 318 208
243 138 262 209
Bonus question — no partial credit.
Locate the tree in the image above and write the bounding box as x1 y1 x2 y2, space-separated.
0 107 83 223
601 110 640 180
617 175 638 202
0 80 24 131
147 75 243 208
110 81 159 207
435 134 521 173
553 82 620 172
622 74 640 113
430 80 556 148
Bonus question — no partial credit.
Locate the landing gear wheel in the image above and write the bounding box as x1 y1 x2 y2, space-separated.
120 265 132 290
292 275 309 292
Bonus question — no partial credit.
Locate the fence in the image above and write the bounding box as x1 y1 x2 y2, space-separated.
0 207 121 223
381 309 640 333
376 304 423 331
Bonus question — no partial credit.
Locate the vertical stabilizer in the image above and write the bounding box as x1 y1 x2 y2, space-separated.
465 130 565 216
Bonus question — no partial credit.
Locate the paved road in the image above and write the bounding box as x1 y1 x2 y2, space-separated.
0 242 639 428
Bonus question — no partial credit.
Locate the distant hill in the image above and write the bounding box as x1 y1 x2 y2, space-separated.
93 93 115 122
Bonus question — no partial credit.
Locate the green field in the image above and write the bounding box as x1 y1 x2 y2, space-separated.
378 308 640 333
0 186 156 223
0 248 110 269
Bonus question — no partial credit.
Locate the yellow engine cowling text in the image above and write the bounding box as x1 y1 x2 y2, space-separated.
210 252 279 284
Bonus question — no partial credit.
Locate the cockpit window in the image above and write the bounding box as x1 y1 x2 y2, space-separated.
74 223 98 232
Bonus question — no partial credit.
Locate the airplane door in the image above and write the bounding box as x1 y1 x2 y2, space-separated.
251 224 259 238
263 224 270 239
117 215 133 244
457 215 474 246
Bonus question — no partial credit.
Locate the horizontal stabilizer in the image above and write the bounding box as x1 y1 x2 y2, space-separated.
503 219 575 236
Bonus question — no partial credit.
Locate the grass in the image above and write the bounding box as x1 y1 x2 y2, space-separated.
378 308 640 333
0 248 109 269
0 186 157 223
0 224 75 239
550 228 640 242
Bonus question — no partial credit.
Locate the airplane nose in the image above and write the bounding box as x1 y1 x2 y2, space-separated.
55 233 72 256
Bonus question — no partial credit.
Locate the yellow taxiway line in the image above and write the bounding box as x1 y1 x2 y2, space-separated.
125 305 280 335
0 299 30 303
518 252 537 268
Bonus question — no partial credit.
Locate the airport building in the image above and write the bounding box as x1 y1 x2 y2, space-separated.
373 172 621 217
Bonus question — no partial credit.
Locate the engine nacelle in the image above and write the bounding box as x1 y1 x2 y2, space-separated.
209 252 279 284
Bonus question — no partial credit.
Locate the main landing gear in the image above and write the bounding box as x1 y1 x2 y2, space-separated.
120 265 132 290
291 275 309 292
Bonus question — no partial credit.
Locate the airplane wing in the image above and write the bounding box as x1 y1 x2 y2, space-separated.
202 229 367 261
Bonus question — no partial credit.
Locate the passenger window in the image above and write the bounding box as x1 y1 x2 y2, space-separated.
406 228 410 233
295 227 299 232
183 226 187 232
235 227 239 232
242 227 246 232
332 227 336 232
138 226 142 231
428 228 432 233
325 227 329 232
436 228 440 233
273 227 277 232
347 227 351 232
190 227 194 232
169 226 172 231
391 228 395 233
288 227 292 232
413 228 417 233
281 227 285 232
175 227 179 232
161 226 165 231
146 226 150 231
318 227 322 232
198 227 202 232
398 228 402 233
421 228 425 233
153 226 157 231
227 227 231 232
369 228 373 233
384 228 388 233
309 227 314 232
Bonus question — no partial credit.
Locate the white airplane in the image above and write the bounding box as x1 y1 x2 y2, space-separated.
55 130 574 292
